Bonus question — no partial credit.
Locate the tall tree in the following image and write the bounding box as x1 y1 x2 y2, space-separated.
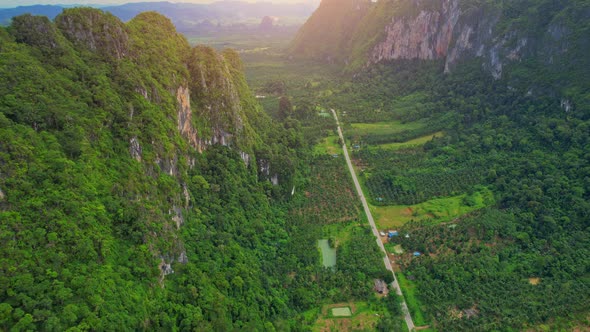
278 96 293 120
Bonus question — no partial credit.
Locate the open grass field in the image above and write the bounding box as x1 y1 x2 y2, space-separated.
347 121 425 138
321 222 356 249
313 302 381 332
378 131 444 150
370 204 415 229
314 134 341 155
370 189 494 229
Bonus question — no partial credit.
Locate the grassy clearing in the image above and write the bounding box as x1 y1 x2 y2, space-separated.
313 134 341 155
347 121 424 138
331 307 352 317
322 221 356 248
371 188 494 230
370 205 412 229
397 272 430 327
378 131 444 150
313 302 381 332
384 243 404 256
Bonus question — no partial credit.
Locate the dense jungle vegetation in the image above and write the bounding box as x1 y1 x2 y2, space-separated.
335 59 590 330
1 0 590 330
0 9 300 330
0 8 408 331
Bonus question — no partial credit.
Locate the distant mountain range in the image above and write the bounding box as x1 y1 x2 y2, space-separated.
0 5 64 25
0 1 318 30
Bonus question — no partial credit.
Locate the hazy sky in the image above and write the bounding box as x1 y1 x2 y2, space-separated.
0 0 316 8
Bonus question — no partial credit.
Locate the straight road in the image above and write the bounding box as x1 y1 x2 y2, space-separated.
331 109 416 331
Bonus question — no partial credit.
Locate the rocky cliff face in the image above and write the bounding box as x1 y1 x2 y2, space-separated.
367 0 508 76
176 86 203 151
296 0 588 79
42 8 265 281
370 0 461 63
188 46 246 149
442 4 500 74
366 0 523 78
10 14 62 51
54 9 256 157
1 8 297 329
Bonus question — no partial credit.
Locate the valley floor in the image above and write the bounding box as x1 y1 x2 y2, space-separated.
332 109 416 331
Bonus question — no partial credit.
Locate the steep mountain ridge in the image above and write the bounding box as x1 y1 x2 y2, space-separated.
56 8 130 60
292 0 590 81
0 8 295 330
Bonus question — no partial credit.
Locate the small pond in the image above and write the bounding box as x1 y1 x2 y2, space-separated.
318 239 336 268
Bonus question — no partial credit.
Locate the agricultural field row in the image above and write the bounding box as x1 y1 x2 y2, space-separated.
291 154 361 224
346 121 425 138
377 131 444 150
364 167 485 205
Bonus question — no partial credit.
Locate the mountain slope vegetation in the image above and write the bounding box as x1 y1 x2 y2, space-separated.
0 9 301 330
289 0 370 61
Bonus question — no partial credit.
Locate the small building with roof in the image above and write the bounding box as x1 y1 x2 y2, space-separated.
374 279 388 294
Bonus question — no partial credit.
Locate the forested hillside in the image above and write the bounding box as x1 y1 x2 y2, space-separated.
0 9 302 330
289 0 370 61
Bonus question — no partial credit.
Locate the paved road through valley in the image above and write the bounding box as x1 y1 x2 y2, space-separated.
331 109 416 331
